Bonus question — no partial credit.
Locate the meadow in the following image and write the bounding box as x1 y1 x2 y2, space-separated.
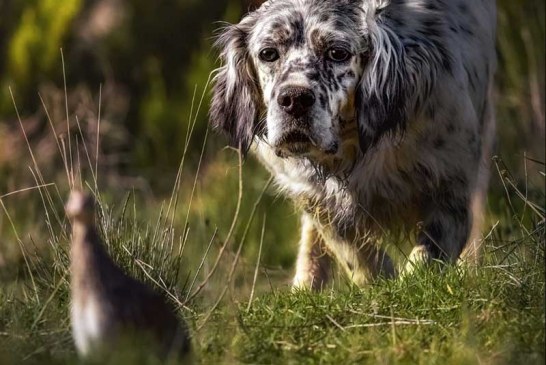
0 0 544 364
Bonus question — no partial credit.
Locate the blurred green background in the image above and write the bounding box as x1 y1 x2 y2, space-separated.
0 0 544 270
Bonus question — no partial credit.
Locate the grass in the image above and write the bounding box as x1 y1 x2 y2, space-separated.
0 190 544 364
0 129 544 364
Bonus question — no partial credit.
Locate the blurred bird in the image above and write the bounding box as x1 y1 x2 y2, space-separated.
65 190 191 361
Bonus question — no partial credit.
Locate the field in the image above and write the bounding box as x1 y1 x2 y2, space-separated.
0 0 545 364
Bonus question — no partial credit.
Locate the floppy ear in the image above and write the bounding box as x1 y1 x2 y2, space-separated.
356 4 435 153
210 20 262 154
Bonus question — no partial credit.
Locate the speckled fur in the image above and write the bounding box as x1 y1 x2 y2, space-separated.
210 0 497 288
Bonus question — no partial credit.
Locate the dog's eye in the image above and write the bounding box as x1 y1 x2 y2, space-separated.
326 47 351 62
259 48 280 62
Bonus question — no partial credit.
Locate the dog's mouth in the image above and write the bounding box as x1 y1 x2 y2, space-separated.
274 130 312 157
273 130 338 158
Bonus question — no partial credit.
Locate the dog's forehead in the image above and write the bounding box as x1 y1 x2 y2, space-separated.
248 0 363 52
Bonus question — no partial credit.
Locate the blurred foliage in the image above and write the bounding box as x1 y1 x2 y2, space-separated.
496 0 545 169
189 150 298 268
0 0 239 173
8 0 81 85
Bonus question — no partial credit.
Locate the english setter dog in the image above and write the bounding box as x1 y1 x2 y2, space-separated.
210 0 497 290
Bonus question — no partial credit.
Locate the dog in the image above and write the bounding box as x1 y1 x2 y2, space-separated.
210 0 497 290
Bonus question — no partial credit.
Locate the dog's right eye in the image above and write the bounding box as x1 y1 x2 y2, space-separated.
326 47 351 63
259 48 280 62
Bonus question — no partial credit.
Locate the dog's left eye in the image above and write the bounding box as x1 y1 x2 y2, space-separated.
259 48 280 62
326 47 351 62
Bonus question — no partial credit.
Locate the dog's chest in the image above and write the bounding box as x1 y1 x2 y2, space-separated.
254 140 422 228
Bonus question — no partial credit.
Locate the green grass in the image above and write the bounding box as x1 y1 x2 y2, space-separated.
0 154 544 364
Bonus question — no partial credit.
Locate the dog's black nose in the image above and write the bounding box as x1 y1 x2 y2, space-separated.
277 86 315 117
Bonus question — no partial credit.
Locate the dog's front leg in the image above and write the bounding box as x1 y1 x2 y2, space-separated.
292 214 332 291
333 239 396 287
404 200 471 275
317 225 396 287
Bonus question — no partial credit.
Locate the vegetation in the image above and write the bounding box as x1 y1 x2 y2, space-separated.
0 0 544 364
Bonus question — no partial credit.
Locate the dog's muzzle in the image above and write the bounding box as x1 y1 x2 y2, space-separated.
273 86 314 156
272 85 339 158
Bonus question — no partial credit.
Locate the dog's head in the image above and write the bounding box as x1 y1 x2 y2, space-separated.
210 0 417 158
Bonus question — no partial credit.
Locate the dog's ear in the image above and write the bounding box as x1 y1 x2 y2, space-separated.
210 20 261 154
356 5 434 154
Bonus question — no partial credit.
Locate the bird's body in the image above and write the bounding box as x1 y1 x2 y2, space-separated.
66 191 190 360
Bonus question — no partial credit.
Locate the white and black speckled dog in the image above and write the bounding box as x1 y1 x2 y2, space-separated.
210 0 497 289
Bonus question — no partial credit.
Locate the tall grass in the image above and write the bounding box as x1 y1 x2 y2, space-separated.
0 65 278 363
